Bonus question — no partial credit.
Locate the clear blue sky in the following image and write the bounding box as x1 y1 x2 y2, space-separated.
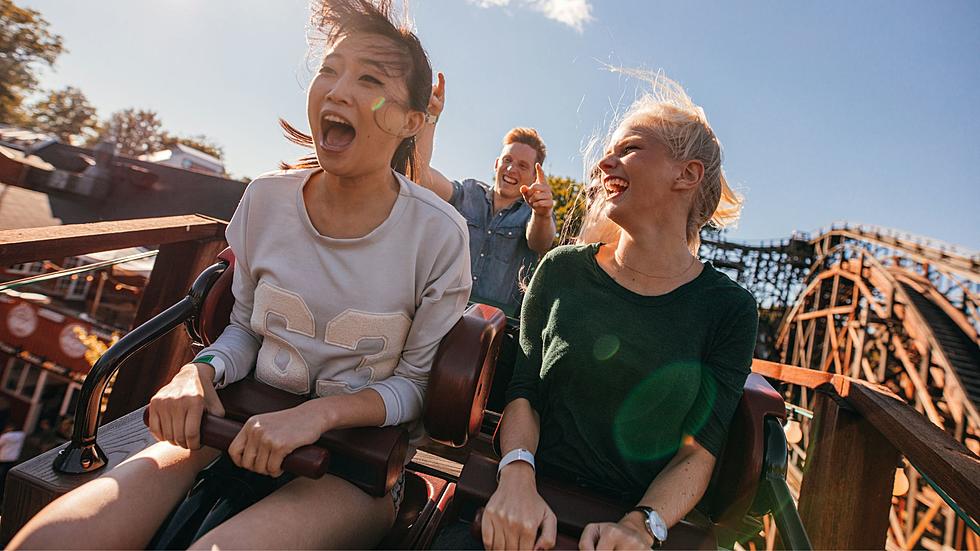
21 0 980 249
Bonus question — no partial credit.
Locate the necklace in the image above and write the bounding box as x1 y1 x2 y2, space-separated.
613 248 699 279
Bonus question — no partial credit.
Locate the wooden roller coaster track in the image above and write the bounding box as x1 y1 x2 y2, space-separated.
701 224 980 550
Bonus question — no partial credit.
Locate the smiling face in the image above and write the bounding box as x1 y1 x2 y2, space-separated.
307 33 424 178
493 142 538 201
597 113 695 230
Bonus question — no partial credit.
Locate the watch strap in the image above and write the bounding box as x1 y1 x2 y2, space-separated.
629 506 667 549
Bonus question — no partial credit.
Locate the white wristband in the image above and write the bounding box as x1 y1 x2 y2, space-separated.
497 448 535 481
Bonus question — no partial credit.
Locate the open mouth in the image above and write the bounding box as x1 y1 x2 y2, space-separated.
501 175 519 186
604 177 629 200
319 113 356 152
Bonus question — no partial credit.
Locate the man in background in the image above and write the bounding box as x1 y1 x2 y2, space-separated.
417 74 557 316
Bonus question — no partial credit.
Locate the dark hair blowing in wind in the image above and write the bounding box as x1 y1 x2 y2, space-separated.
280 0 433 181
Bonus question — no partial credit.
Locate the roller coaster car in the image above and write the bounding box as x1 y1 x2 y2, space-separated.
451 372 810 550
28 248 505 550
16 249 809 550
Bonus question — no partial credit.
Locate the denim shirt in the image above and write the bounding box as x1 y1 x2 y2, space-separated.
450 179 541 315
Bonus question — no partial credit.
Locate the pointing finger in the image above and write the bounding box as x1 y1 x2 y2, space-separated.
535 163 546 186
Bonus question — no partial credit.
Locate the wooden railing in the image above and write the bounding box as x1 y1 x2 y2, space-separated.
752 359 980 550
0 215 227 419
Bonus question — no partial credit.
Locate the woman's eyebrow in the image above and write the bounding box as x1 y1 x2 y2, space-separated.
614 135 643 149
356 56 394 76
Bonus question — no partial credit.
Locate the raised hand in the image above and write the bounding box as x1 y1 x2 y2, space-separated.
427 71 446 122
520 163 555 218
147 362 225 450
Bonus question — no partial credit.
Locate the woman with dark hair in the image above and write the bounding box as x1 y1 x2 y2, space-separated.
10 1 470 549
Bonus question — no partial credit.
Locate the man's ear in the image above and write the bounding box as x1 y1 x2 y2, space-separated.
400 110 426 138
673 159 704 191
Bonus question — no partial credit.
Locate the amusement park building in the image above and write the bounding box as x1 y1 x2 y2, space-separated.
0 128 245 439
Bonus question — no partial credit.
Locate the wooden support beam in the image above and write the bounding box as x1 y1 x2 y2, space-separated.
792 305 855 321
804 318 817 370
0 215 226 266
889 335 943 426
103 237 227 421
876 339 890 381
905 498 943 550
798 391 900 550
820 315 833 373
849 307 868 378
889 506 907 549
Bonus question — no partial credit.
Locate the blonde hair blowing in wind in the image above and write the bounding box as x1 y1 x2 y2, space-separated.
577 69 743 254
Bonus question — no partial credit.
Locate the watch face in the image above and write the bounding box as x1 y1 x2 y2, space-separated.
647 511 668 541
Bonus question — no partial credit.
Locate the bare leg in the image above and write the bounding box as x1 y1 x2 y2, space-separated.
190 473 397 550
8 442 220 550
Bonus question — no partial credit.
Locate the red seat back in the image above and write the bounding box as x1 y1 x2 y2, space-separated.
191 249 507 448
197 248 236 346
424 303 506 447
705 373 786 528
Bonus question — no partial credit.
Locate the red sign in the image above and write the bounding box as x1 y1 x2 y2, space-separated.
0 295 113 375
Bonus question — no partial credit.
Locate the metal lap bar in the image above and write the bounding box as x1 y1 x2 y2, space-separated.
52 260 229 474
757 416 812 550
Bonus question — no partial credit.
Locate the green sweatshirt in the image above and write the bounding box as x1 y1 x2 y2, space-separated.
505 244 758 499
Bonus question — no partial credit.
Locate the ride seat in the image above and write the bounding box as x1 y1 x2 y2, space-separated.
705 373 787 530
188 249 507 548
453 373 788 550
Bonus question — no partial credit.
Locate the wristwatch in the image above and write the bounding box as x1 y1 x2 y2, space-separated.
496 448 535 481
629 506 667 549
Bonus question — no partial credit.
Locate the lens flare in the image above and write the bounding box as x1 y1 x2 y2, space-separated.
592 334 620 361
613 361 716 461
371 97 386 111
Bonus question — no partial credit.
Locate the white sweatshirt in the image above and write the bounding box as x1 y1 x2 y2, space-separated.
197 168 471 427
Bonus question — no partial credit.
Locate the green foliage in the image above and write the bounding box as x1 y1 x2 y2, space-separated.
0 0 64 124
0 1 231 171
161 133 225 161
28 86 97 143
90 108 167 158
549 174 586 245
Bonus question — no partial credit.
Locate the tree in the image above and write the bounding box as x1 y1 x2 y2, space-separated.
162 133 224 161
29 86 97 143
93 108 167 158
0 0 64 124
549 174 587 244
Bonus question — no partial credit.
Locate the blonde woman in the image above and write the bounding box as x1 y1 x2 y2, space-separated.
482 72 758 550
